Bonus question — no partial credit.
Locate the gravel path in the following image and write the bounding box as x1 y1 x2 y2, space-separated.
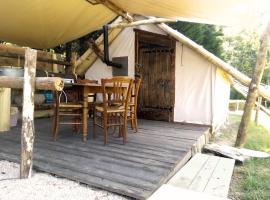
0 160 128 200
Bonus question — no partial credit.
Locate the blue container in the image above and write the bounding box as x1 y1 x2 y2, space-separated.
43 91 54 103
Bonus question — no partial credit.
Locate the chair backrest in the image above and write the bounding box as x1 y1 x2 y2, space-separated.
101 77 133 112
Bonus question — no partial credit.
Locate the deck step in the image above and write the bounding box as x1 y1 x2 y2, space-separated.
166 153 235 198
148 184 229 200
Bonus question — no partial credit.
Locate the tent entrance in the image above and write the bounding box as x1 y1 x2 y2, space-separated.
134 29 176 122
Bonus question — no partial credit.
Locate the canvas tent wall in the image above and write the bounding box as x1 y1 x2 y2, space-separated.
85 23 231 127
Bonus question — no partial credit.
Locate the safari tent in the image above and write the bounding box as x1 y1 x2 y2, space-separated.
85 16 231 127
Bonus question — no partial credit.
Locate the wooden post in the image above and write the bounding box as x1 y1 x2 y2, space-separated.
0 88 11 132
255 97 262 124
235 21 270 147
20 48 37 178
52 53 58 73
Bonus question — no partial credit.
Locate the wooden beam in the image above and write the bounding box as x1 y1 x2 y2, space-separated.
87 40 104 60
75 25 122 75
0 76 64 91
231 82 270 118
0 51 70 66
20 48 37 178
108 18 178 29
95 0 133 22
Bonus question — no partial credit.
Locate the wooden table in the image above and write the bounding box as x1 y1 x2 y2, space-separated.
71 83 126 141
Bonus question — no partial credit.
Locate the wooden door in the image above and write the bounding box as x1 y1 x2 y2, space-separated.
135 29 175 121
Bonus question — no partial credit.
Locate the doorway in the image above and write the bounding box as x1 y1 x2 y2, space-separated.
135 29 176 121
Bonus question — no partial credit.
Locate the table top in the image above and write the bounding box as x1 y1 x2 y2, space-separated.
70 83 101 87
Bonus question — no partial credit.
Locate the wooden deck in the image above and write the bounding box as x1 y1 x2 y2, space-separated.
0 118 209 199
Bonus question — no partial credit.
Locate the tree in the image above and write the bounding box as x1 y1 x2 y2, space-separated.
223 29 270 100
168 21 224 58
235 21 270 147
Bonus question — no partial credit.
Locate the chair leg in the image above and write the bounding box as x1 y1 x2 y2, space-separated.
93 109 97 139
123 114 127 144
130 112 135 131
103 112 108 145
134 111 138 133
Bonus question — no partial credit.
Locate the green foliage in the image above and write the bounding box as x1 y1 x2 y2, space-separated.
223 30 270 84
168 21 224 58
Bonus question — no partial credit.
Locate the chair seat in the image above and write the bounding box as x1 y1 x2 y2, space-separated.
59 102 83 108
95 105 125 113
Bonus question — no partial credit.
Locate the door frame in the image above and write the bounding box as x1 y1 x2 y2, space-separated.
134 29 176 121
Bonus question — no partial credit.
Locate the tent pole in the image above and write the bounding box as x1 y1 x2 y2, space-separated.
107 18 178 29
94 0 133 22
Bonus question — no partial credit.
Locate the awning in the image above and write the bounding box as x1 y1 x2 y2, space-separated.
0 0 263 49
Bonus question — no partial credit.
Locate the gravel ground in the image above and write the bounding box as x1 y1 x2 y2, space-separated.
0 160 128 200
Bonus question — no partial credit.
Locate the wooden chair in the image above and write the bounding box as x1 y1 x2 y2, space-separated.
52 87 83 141
129 78 142 132
93 77 133 145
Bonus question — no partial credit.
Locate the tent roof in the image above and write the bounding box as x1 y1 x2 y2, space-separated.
0 0 262 49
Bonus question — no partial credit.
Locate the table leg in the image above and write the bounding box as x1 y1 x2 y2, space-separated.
83 88 88 141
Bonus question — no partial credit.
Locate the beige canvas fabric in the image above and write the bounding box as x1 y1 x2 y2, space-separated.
0 0 259 48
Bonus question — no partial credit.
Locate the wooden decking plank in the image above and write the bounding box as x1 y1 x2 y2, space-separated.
0 144 157 190
37 151 157 190
34 158 151 200
138 126 206 137
138 121 209 133
167 153 209 188
203 157 235 197
2 135 180 166
0 138 173 174
0 151 150 199
0 132 186 161
188 156 220 192
137 130 208 144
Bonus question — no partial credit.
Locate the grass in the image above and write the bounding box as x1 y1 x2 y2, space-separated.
227 114 270 200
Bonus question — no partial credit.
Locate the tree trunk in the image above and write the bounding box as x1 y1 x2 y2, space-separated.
235 21 270 147
20 48 37 178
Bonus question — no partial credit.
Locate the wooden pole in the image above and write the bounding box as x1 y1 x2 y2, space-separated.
0 51 70 66
154 20 270 101
235 21 270 147
20 48 37 178
107 18 178 29
0 76 64 91
255 97 262 124
94 0 133 22
52 53 58 73
0 88 11 132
